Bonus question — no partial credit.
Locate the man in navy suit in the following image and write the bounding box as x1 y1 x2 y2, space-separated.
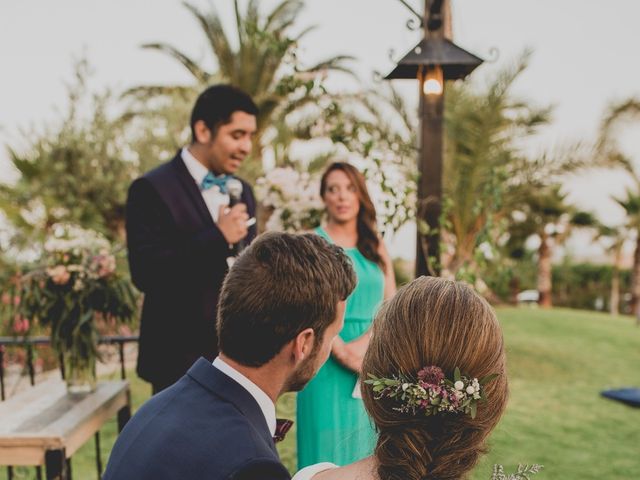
103 232 356 479
126 84 259 393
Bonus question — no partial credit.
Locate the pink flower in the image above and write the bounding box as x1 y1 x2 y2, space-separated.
91 254 116 278
13 316 29 334
1 293 10 305
417 366 445 385
47 265 71 285
13 295 21 306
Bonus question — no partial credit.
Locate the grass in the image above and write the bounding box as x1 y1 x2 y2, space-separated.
471 307 640 479
2 307 639 479
277 307 640 479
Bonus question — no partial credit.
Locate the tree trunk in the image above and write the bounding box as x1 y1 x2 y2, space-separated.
610 244 621 316
537 231 553 308
631 235 640 324
509 275 520 305
610 270 620 316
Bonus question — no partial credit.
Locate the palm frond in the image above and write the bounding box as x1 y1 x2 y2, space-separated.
264 0 304 32
182 2 236 80
301 55 357 77
141 43 210 83
597 97 640 174
292 25 317 41
121 84 197 101
233 0 245 47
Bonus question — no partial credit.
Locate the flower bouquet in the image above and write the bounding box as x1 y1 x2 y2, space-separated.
1 223 137 393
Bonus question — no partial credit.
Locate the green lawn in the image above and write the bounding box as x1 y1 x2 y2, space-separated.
2 307 638 479
278 308 640 479
469 307 640 479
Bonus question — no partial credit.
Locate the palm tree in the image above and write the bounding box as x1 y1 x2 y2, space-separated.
440 49 602 283
598 97 640 320
126 0 354 180
596 223 630 316
440 51 553 277
613 189 640 321
506 185 595 308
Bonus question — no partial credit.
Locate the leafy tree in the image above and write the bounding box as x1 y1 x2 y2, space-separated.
126 0 354 180
0 60 136 245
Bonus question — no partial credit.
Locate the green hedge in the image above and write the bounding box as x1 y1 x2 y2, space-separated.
552 262 631 313
484 259 631 313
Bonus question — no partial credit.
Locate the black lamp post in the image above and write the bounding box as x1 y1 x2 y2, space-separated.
385 0 483 277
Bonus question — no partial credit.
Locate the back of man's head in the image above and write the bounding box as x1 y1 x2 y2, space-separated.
217 232 356 367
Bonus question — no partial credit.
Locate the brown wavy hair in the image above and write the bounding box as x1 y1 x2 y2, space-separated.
320 162 383 269
361 277 508 480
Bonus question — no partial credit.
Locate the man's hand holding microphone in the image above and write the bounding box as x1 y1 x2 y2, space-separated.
217 178 255 257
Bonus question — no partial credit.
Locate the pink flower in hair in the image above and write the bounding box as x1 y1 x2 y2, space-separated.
417 365 445 385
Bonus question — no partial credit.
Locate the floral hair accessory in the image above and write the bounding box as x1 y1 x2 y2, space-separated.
364 366 498 419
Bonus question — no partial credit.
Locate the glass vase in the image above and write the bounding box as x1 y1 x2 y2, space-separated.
63 348 97 394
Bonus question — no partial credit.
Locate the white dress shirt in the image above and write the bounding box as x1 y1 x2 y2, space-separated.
291 463 338 480
181 147 229 223
212 356 277 437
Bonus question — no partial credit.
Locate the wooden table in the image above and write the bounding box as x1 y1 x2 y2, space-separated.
0 379 130 479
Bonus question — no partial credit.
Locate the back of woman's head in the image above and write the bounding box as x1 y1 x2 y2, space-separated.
361 276 508 480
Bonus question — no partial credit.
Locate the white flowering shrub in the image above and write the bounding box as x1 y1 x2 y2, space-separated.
255 168 324 232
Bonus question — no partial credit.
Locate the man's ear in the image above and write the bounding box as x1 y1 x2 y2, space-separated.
292 327 315 364
193 120 212 144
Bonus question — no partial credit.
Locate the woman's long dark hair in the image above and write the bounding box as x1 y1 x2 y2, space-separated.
320 162 383 269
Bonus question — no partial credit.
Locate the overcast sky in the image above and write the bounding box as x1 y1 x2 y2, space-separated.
1 0 639 258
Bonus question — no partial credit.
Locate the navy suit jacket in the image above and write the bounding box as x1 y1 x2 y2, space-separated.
103 358 291 480
126 152 257 387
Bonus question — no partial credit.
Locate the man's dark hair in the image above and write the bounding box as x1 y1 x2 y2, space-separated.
217 232 356 367
190 84 259 142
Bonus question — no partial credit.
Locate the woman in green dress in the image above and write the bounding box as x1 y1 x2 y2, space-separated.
297 162 396 468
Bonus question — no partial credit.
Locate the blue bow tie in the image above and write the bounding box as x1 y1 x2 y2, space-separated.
200 172 231 193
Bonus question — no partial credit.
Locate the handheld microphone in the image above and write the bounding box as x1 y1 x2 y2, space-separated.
226 178 243 208
226 178 245 255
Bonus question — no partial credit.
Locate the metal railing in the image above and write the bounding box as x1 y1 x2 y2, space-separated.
0 335 139 480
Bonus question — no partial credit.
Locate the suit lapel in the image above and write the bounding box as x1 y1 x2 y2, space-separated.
186 358 278 455
170 153 214 227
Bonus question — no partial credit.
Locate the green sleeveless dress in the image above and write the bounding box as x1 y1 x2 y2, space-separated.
296 227 384 468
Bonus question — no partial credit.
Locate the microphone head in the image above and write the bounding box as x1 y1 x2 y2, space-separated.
226 178 243 200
